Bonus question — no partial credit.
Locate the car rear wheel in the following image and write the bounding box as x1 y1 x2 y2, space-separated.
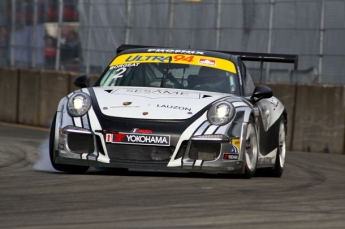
49 113 89 174
243 119 258 178
271 117 286 177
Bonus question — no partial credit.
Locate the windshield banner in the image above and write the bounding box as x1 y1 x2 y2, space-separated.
110 53 236 73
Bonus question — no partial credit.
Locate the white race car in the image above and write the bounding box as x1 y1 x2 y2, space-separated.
49 44 298 178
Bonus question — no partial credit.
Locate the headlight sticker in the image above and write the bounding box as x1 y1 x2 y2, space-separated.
207 101 235 126
67 92 91 117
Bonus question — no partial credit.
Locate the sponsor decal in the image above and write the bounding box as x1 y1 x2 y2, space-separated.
148 49 205 55
110 63 139 69
157 104 191 111
223 154 239 160
125 55 171 63
132 128 153 134
125 88 190 96
110 53 237 73
124 54 194 63
106 133 170 146
231 138 241 153
106 133 112 142
199 58 216 66
173 55 194 62
228 154 239 160
231 145 239 154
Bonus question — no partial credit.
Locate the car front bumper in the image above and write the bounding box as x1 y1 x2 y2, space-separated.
54 125 245 174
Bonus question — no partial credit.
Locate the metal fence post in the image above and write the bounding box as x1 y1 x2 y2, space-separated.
125 0 132 44
10 0 15 67
31 0 38 68
55 0 63 71
168 0 174 47
318 0 325 84
85 0 93 75
216 0 222 50
265 0 275 82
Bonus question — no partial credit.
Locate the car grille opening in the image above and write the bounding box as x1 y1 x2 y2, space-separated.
188 141 221 161
174 140 188 160
95 135 105 155
106 144 175 162
67 132 94 154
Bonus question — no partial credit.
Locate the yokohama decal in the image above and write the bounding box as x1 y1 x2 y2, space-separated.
105 133 170 146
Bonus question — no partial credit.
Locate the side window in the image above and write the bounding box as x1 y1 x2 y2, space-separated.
244 70 255 96
240 61 255 96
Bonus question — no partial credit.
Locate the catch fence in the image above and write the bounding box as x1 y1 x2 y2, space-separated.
0 0 344 84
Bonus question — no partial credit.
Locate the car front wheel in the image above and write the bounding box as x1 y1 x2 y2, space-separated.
271 117 287 177
243 119 258 178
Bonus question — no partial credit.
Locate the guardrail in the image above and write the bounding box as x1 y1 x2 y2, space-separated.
1 67 344 154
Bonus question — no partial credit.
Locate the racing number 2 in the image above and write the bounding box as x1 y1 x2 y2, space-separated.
113 67 127 78
173 55 194 62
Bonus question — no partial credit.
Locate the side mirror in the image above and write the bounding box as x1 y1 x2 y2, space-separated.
250 85 273 103
74 75 90 88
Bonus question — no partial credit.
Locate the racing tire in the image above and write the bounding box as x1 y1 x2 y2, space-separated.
271 117 287 177
49 113 89 174
243 118 258 178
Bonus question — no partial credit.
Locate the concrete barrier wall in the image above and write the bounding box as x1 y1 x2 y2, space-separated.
0 68 18 123
292 84 345 154
17 69 41 126
1 67 344 154
39 70 71 127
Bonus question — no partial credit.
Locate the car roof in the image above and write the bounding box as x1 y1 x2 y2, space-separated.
116 44 299 70
117 47 233 60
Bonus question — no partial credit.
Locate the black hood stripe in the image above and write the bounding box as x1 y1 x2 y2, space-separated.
193 121 210 136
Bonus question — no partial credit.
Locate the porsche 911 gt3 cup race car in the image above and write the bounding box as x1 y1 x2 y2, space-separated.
49 44 298 178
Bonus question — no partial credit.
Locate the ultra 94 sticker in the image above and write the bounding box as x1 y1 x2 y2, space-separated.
106 133 171 146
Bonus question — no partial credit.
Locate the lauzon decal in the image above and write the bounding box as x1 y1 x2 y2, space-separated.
157 104 191 111
148 49 205 55
106 133 170 146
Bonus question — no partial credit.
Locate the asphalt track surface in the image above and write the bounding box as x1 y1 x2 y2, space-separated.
1 123 345 229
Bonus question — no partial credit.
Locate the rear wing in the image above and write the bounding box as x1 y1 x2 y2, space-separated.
212 50 298 70
116 44 298 70
117 44 156 54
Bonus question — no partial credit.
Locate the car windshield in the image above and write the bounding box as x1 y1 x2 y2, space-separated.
99 53 239 95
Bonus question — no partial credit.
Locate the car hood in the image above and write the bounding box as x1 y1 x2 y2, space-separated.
92 87 233 120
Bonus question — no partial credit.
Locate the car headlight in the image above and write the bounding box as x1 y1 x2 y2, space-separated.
207 101 235 125
67 92 91 117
